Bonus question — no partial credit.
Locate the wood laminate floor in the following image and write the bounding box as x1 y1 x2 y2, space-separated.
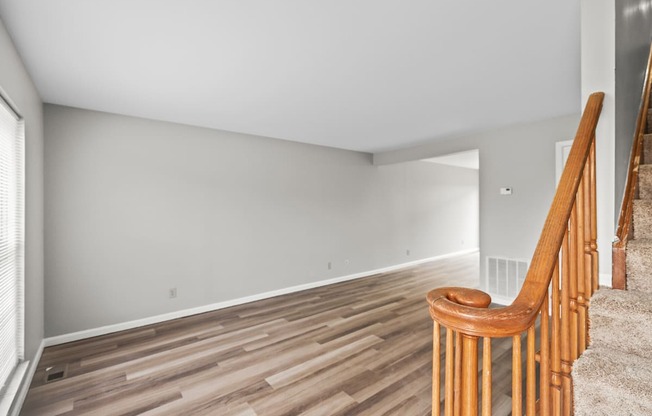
21 253 523 416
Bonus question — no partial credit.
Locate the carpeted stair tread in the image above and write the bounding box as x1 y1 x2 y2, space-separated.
639 164 652 200
589 288 652 357
573 346 652 416
626 238 652 293
633 199 652 239
590 287 652 317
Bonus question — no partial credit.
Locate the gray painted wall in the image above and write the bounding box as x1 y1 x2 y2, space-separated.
374 115 581 296
0 18 44 368
44 104 479 336
615 0 652 221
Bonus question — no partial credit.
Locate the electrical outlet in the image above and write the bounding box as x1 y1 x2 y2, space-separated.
344 259 350 265
406 249 410 256
328 261 332 270
169 287 177 299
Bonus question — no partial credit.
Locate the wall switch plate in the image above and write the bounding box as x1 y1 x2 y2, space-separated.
500 187 513 195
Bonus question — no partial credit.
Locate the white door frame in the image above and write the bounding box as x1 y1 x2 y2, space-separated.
555 140 574 186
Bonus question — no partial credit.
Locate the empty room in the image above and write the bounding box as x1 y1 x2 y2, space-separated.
2 1 651 415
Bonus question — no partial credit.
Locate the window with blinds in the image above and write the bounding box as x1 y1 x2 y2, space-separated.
0 96 24 395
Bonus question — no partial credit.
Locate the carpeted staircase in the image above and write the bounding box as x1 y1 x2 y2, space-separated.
573 132 652 415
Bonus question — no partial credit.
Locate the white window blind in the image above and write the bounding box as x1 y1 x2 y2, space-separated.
0 95 24 394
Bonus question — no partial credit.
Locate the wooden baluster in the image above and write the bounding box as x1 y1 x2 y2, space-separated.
461 335 479 415
576 174 587 355
433 321 441 416
455 332 462 416
568 198 581 415
482 337 492 416
590 139 599 293
582 159 594 347
551 259 562 416
512 335 522 416
568 202 579 362
561 228 572 416
540 288 551 416
526 326 536 416
445 328 455 416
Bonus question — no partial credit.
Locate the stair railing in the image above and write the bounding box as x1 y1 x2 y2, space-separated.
427 92 604 416
613 43 652 290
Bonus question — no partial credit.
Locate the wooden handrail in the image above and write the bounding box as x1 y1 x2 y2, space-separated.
613 43 652 289
428 92 603 416
428 93 604 338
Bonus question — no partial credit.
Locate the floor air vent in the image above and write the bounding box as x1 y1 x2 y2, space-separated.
44 364 68 383
485 256 529 304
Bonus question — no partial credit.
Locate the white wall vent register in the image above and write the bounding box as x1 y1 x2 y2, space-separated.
485 256 529 304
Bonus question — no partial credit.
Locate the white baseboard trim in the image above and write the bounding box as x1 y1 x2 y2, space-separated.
8 339 45 416
599 272 612 288
44 248 479 347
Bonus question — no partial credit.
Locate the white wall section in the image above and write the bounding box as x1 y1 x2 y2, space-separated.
581 0 615 287
374 115 581 295
44 105 479 336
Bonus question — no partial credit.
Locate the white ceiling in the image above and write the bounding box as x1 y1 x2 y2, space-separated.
0 0 580 153
423 149 479 170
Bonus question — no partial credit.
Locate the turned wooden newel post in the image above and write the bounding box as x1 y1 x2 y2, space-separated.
461 333 479 415
427 288 491 416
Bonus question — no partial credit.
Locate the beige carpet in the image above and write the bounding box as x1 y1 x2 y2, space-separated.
574 346 652 416
588 288 652 358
